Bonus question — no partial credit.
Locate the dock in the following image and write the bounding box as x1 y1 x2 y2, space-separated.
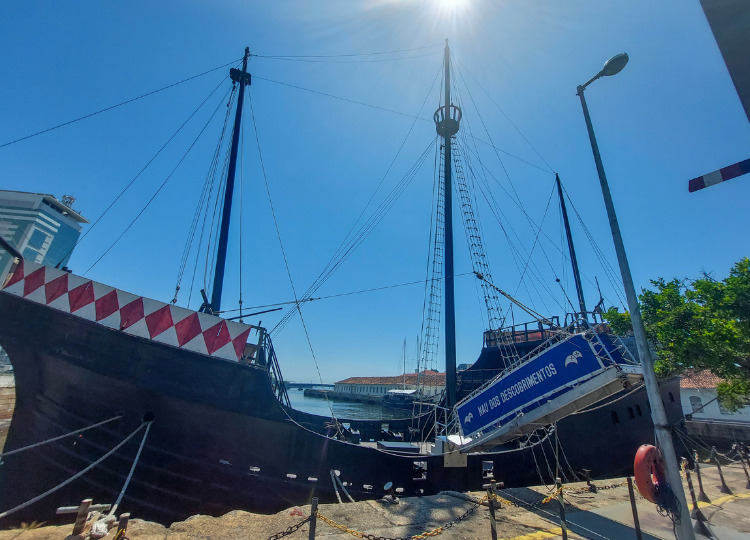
4 461 748 539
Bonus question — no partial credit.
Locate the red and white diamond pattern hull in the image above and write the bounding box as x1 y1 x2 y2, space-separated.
2 260 252 362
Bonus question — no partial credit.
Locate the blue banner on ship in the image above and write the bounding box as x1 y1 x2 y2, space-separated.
457 334 606 438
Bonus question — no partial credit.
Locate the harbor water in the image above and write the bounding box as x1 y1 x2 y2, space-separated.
286 387 414 420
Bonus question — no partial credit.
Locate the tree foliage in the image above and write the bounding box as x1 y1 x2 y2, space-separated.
604 257 750 409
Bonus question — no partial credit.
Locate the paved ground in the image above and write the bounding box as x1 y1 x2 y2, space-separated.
1 462 748 540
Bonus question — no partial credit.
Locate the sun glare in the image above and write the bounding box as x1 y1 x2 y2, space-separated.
437 0 468 11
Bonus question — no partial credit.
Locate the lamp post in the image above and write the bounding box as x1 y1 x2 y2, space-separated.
577 54 695 540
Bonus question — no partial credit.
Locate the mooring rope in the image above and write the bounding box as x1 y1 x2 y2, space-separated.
109 421 153 517
0 415 123 459
0 422 149 519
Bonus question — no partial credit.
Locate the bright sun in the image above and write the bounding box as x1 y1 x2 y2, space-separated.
437 0 468 10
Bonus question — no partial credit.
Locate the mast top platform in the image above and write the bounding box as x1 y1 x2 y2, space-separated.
434 104 461 138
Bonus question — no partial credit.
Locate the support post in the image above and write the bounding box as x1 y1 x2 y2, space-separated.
72 499 91 536
681 459 707 522
626 477 643 540
693 452 710 503
556 478 568 540
486 485 498 540
309 497 318 540
577 82 695 540
734 443 750 489
117 514 130 537
711 446 732 494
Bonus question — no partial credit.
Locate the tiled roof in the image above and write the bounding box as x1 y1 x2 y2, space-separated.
680 370 723 389
336 372 445 386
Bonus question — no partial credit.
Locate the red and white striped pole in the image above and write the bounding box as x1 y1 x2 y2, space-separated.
688 158 750 192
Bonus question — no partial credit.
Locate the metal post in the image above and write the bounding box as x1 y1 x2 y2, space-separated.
581 469 596 492
309 497 318 540
210 46 251 312
626 477 643 540
735 443 750 489
556 478 568 540
693 452 710 503
486 485 498 540
711 446 732 494
443 38 457 409
682 459 707 522
577 83 695 540
117 513 130 536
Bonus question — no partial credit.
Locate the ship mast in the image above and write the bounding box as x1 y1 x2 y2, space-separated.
209 47 251 313
556 174 587 324
434 39 461 409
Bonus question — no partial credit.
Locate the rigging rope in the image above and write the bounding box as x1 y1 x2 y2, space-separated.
109 421 152 517
0 422 150 519
247 91 336 422
84 83 233 275
251 51 441 64
175 84 237 304
252 44 441 59
56 75 229 269
0 59 242 150
271 63 444 340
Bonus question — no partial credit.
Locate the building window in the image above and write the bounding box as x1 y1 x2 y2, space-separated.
627 407 635 420
689 396 703 413
636 405 643 417
718 401 734 415
611 411 620 425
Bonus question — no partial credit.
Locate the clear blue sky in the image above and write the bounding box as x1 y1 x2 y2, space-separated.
1 1 748 383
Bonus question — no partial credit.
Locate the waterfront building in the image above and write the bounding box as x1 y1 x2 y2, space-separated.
680 370 750 448
0 190 88 277
680 370 750 421
334 371 445 398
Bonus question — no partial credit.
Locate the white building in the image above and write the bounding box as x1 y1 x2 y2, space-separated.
334 371 445 398
680 370 750 422
0 190 88 277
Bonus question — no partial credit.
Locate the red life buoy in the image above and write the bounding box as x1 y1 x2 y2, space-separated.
633 444 668 504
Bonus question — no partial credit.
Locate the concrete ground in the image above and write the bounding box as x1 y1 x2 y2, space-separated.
1 462 748 540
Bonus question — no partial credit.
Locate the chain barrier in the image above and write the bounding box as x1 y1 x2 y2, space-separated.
566 481 628 495
296 481 627 540
316 495 485 540
266 515 313 540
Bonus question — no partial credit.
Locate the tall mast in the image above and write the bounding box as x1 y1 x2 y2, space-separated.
210 47 251 313
556 174 587 322
403 338 407 391
433 39 460 409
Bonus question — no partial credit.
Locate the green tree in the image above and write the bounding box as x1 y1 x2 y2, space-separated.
604 257 750 410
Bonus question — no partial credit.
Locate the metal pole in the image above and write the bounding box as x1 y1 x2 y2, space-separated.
693 452 710 503
681 459 707 522
210 47 250 312
734 443 750 488
486 485 498 540
555 478 568 540
443 38 457 409
711 446 732 494
309 497 318 540
577 84 695 540
626 477 643 540
556 174 587 323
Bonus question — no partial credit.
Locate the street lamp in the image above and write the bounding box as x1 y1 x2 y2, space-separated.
577 55 696 540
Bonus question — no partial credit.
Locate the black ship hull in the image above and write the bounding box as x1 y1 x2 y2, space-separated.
0 290 685 526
